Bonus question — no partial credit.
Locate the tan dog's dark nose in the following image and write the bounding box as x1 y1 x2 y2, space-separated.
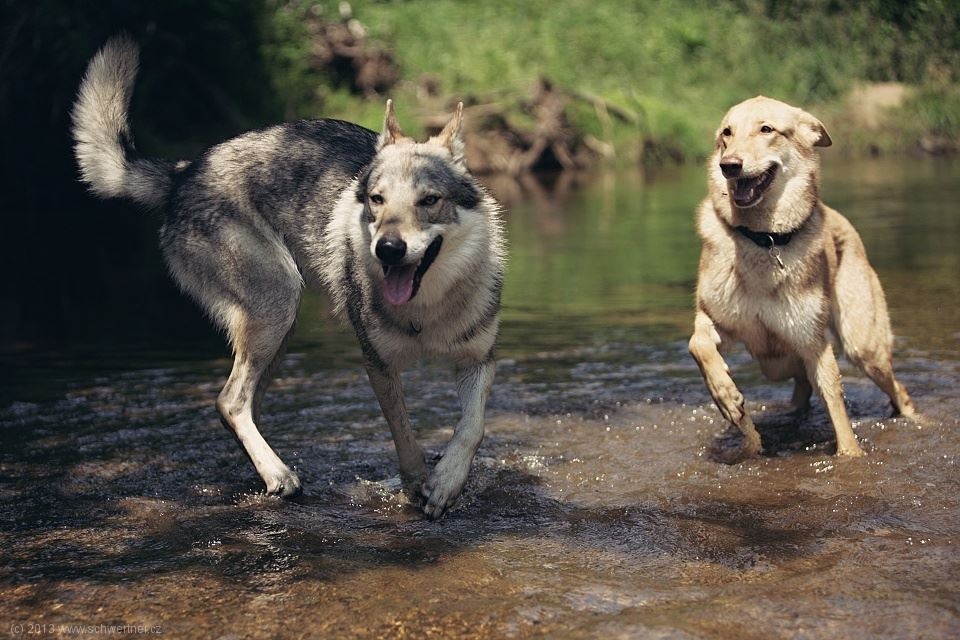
719 156 743 179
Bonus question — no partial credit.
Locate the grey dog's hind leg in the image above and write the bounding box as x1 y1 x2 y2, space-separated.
252 319 296 425
164 217 304 496
217 308 302 497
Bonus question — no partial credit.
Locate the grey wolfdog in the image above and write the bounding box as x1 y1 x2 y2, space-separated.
71 36 506 518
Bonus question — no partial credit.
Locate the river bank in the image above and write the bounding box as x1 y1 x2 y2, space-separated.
264 0 960 173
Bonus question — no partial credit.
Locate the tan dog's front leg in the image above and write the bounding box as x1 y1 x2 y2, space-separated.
420 358 495 519
365 365 428 492
805 345 864 457
689 310 762 459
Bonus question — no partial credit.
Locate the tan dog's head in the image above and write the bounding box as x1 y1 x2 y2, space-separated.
712 96 831 212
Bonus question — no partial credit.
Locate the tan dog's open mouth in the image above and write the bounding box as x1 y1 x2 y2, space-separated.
732 165 777 208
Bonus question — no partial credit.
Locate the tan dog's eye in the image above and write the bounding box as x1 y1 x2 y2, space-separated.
369 194 385 205
760 125 774 134
722 127 732 137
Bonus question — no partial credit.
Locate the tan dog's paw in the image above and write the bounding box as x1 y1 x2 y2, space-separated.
706 377 747 424
709 414 763 464
836 443 866 457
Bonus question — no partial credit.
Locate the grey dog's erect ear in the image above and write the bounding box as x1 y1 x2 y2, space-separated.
433 102 466 167
378 99 411 148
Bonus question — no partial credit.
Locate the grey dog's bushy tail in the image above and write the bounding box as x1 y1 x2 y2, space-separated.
71 35 176 209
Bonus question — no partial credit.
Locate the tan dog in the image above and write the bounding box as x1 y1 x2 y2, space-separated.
689 96 915 461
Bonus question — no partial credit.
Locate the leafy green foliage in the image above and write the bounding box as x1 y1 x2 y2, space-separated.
283 0 959 159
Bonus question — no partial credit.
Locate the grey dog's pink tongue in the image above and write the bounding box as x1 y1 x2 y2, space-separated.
383 264 417 305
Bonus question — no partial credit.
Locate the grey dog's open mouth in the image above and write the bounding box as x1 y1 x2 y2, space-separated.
732 165 777 208
381 236 444 305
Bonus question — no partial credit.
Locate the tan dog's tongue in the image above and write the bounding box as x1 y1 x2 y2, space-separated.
383 264 417 305
734 177 759 206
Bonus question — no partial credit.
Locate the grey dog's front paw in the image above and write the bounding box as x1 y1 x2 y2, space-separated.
419 455 470 519
263 466 303 498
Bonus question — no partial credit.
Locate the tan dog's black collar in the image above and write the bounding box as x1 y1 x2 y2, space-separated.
735 225 795 247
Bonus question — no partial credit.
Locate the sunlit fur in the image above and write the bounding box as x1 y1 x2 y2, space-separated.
690 96 915 462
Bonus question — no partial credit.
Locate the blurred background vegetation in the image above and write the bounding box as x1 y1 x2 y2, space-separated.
264 0 960 162
1 0 958 352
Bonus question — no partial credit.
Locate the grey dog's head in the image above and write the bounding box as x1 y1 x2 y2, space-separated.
355 101 484 306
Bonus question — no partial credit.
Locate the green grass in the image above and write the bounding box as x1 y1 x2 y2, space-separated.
260 0 960 163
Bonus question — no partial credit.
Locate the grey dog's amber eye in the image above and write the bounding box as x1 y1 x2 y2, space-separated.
419 194 440 207
369 194 384 205
760 125 774 133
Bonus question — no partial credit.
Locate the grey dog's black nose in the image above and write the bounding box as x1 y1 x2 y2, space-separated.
376 235 407 265
719 155 743 179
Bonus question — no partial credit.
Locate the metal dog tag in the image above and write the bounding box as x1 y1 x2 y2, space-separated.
769 245 785 269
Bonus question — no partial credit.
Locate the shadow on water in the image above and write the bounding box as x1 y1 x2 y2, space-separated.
3 158 960 638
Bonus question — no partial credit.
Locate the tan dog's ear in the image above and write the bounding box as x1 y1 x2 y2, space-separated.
798 110 832 148
433 102 466 167
379 99 411 148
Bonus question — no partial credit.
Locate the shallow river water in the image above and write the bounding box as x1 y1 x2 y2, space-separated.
2 157 959 638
